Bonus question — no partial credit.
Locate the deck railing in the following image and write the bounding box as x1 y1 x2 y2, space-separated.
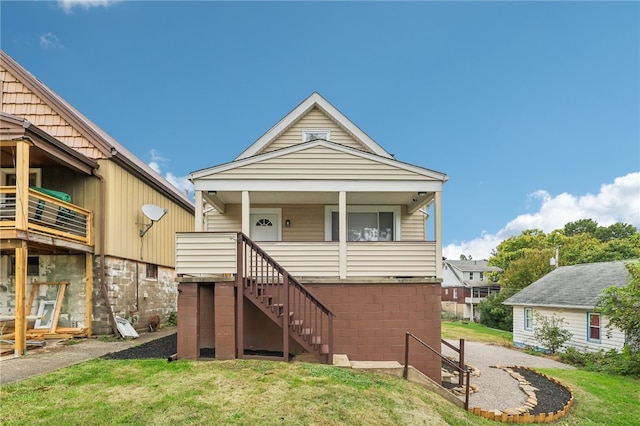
0 187 92 245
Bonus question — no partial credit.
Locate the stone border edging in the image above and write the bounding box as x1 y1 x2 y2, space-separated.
468 366 574 423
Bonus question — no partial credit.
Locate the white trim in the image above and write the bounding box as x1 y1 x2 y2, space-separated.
324 205 401 241
302 129 331 142
195 180 444 192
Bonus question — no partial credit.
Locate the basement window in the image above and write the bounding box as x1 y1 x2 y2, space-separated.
10 256 40 276
146 263 158 280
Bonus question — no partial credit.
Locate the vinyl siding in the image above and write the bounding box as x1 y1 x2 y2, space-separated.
511 305 625 353
346 242 436 277
207 146 425 181
261 107 371 153
0 66 103 159
401 206 426 240
100 160 194 266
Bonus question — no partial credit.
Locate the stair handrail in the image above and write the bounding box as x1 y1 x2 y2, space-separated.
441 338 465 385
237 232 334 362
404 331 470 410
238 232 334 316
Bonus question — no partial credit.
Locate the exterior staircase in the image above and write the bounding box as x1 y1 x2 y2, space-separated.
237 233 334 364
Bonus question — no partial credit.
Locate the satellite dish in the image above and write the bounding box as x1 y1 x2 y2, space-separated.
140 204 167 237
142 204 167 221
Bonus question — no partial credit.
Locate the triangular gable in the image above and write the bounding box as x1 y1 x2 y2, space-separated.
235 93 394 160
192 139 447 182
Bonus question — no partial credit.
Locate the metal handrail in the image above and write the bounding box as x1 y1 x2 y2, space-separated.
404 331 470 410
441 338 465 385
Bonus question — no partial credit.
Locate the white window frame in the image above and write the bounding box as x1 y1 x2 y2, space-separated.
324 205 401 241
1 168 42 187
524 307 534 331
302 129 331 142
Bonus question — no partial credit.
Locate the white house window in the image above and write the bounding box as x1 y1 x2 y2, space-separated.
480 272 484 281
453 289 458 299
588 312 601 342
469 272 474 280
1 168 42 187
524 307 533 331
327 206 400 241
302 130 330 142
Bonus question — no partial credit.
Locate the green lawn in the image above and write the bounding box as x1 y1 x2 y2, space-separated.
2 322 637 425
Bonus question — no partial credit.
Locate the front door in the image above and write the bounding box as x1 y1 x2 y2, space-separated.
250 213 280 241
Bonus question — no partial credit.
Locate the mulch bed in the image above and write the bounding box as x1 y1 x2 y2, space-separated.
511 367 572 416
102 333 178 360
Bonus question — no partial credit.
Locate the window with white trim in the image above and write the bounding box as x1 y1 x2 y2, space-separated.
524 307 534 331
302 130 330 142
326 206 400 241
469 272 474 280
588 312 601 342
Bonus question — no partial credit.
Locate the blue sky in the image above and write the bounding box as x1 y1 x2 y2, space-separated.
2 0 639 259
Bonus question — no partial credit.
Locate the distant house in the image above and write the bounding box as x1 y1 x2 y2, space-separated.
504 260 633 353
1 50 194 356
175 92 449 382
441 259 500 320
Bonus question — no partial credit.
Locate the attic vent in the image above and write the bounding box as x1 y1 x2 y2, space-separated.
302 130 330 142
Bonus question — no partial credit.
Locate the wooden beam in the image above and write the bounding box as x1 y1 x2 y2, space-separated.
14 241 27 356
202 191 226 214
85 253 93 336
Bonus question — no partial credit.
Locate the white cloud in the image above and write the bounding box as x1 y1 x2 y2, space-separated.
58 0 121 14
444 172 640 260
147 150 194 199
40 33 63 49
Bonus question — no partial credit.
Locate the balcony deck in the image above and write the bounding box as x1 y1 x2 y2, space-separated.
0 187 92 246
176 232 437 279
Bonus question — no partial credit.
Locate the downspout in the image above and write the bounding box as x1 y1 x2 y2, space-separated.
92 169 121 337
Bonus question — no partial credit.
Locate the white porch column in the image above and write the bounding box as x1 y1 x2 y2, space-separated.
434 191 443 279
195 190 203 232
339 191 347 279
241 191 250 236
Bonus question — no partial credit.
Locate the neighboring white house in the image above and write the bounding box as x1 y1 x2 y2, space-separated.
504 260 633 353
441 259 500 320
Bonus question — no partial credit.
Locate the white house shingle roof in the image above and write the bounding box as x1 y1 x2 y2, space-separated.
503 260 635 310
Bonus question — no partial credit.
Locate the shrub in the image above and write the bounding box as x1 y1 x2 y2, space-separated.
167 310 178 326
533 312 572 354
477 291 513 331
559 346 640 377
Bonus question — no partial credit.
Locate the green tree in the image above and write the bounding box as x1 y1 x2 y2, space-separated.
477 291 514 331
564 218 598 237
533 312 573 353
596 261 640 353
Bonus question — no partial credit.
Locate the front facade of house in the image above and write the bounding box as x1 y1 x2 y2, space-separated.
175 93 448 381
1 51 194 355
505 260 631 353
441 259 500 320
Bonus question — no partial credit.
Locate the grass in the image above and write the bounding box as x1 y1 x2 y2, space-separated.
441 320 512 345
3 323 636 425
1 359 488 426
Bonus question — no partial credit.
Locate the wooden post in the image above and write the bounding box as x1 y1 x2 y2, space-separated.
14 241 27 356
85 253 93 336
282 273 289 361
236 233 244 359
15 139 30 231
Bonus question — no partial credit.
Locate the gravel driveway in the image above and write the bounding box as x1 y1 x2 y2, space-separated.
442 340 575 411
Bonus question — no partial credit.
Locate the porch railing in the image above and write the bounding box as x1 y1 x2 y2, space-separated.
238 232 334 363
0 187 92 245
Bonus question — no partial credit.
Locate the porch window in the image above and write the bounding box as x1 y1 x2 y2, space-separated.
1 168 42 187
330 210 396 241
10 256 39 276
588 312 601 342
524 307 533 331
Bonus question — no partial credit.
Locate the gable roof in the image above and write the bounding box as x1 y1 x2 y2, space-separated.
235 92 394 160
1 50 193 212
191 139 448 184
504 260 635 310
442 259 501 288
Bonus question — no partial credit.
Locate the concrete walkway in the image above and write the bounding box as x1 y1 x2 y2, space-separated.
0 326 177 385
